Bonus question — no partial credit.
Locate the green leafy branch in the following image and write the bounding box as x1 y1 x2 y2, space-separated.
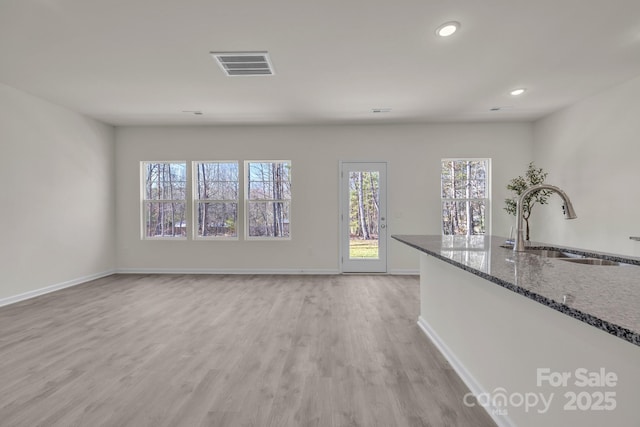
504 162 551 240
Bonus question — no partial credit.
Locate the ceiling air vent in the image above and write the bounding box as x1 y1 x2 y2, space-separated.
210 51 275 76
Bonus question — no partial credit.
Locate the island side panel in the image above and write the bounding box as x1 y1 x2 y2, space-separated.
419 253 640 427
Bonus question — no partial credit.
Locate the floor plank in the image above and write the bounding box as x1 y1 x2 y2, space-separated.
0 274 495 427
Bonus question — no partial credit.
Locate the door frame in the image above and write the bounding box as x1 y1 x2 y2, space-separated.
339 161 388 273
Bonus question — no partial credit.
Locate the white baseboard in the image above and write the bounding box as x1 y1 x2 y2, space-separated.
417 316 515 427
387 269 419 275
0 270 116 308
116 268 341 275
118 268 417 275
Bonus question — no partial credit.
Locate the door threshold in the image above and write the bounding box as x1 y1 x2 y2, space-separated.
341 272 389 275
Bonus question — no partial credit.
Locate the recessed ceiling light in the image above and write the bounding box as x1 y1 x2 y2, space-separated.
182 110 203 115
436 21 460 37
372 108 392 113
510 88 527 96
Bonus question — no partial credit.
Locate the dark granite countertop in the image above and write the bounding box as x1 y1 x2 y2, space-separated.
393 234 640 347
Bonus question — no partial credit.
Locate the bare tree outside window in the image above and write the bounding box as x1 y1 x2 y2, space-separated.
441 159 490 236
142 162 187 238
349 171 380 258
246 161 291 238
194 162 239 238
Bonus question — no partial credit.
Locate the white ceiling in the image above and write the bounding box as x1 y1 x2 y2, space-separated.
1 0 640 126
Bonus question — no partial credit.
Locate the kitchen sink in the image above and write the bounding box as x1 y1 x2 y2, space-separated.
558 258 620 266
501 245 571 258
501 243 635 266
522 249 570 258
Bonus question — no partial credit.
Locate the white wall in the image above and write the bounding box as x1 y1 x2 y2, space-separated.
532 75 640 256
0 83 116 302
116 123 532 273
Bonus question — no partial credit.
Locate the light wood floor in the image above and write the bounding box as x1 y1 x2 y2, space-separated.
0 274 495 427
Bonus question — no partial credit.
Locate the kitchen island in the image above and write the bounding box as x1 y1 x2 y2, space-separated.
393 234 640 427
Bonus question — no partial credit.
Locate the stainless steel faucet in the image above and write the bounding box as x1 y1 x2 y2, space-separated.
513 184 577 252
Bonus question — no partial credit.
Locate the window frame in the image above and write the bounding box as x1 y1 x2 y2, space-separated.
244 160 292 241
192 161 240 240
141 161 189 240
440 158 491 236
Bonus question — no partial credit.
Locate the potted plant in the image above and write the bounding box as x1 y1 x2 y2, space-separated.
504 162 551 241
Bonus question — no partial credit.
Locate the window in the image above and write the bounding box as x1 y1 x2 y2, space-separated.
441 159 490 236
246 161 291 239
142 162 187 238
141 160 292 240
194 162 239 238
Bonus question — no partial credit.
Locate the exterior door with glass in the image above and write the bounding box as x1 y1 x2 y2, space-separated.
340 162 387 273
